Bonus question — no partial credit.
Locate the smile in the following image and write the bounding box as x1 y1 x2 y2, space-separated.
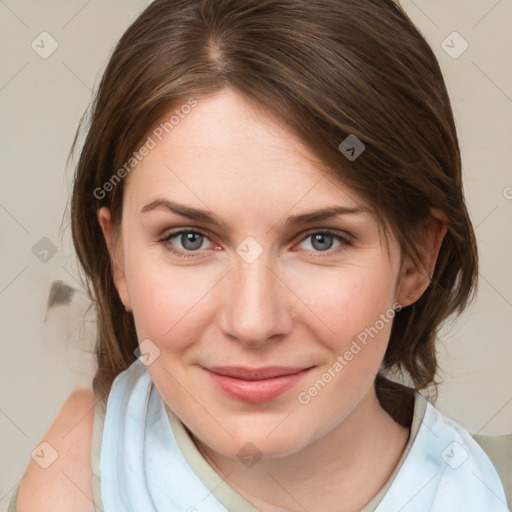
202 366 314 404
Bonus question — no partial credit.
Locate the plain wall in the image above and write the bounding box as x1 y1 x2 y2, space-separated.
1 0 511 507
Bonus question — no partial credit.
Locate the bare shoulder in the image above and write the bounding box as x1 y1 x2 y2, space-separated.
16 387 96 512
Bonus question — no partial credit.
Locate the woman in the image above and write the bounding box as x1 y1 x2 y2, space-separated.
12 0 511 510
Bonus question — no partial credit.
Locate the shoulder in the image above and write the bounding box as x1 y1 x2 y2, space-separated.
16 387 96 512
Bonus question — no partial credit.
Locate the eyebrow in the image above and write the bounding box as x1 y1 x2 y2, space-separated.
140 198 367 231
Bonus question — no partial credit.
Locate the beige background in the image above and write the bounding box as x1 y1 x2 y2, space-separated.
1 0 511 507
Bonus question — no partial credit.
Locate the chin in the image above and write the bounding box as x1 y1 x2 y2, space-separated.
199 417 312 462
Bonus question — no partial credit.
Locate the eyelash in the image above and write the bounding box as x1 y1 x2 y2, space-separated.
157 228 353 259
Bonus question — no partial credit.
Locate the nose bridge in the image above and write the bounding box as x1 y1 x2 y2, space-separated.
220 250 291 346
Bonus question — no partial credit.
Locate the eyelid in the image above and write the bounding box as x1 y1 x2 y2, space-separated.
297 227 354 242
158 227 218 249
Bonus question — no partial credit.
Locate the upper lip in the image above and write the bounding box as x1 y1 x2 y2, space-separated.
204 366 313 380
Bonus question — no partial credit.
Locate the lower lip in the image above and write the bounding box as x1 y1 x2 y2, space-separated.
203 367 313 404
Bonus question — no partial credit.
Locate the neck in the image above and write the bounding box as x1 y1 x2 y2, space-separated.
192 384 412 512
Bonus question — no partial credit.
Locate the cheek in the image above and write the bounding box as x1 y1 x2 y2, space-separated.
124 251 218 351
293 261 397 397
292 258 397 345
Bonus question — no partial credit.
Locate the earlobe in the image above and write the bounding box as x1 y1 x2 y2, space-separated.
97 207 132 312
396 209 448 307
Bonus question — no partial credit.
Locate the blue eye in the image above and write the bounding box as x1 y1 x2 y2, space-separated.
158 229 353 259
158 229 211 258
297 230 352 253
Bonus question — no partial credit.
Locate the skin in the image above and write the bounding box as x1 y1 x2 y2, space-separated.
98 86 447 512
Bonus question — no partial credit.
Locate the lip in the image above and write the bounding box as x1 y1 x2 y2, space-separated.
202 365 314 404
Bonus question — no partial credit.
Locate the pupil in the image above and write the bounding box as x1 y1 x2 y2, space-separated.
313 234 332 251
183 233 202 250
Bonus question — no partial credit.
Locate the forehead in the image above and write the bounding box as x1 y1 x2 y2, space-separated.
124 87 367 219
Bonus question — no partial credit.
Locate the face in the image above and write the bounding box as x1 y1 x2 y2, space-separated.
98 86 424 461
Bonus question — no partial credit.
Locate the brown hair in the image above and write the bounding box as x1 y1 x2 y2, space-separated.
69 0 478 405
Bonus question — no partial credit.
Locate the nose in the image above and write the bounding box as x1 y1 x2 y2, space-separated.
217 253 294 348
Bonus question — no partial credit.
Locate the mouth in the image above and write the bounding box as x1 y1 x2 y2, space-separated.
201 365 315 404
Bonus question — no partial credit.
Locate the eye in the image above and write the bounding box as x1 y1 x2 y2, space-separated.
158 228 353 259
295 230 353 254
158 229 215 258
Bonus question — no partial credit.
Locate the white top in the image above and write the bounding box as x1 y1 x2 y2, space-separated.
99 359 508 511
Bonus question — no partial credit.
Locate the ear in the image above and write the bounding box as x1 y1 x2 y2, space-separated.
97 207 132 312
396 209 448 307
